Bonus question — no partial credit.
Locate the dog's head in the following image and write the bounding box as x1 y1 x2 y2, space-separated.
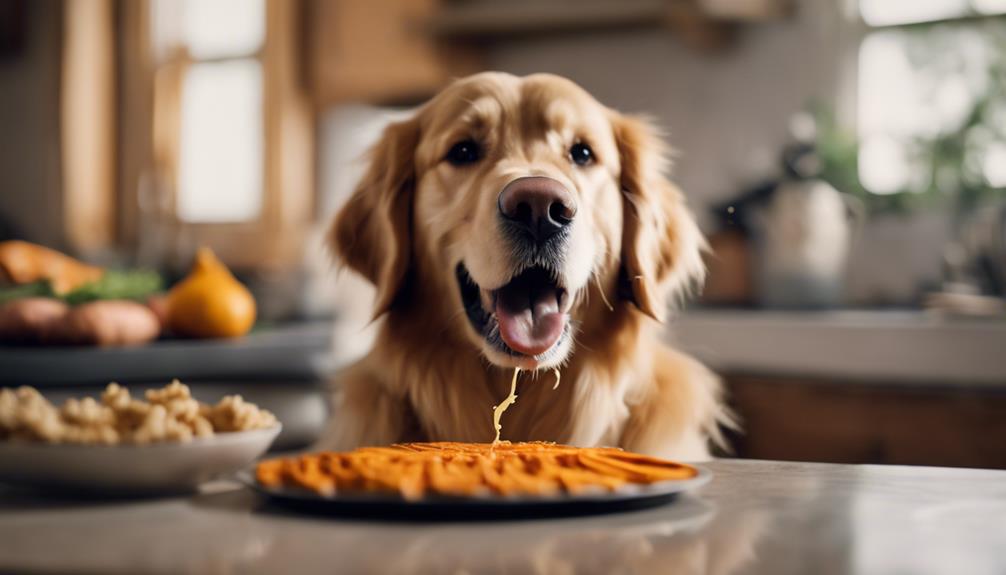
332 72 704 370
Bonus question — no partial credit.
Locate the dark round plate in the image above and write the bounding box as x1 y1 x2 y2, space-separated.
238 466 712 520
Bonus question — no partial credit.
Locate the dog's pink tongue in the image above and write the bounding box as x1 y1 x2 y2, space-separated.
495 287 565 357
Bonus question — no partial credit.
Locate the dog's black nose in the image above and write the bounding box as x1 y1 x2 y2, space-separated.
498 177 576 243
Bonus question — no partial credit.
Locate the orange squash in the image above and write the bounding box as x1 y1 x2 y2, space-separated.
166 248 256 338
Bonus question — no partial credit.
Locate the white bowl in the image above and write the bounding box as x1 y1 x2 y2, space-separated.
0 425 281 494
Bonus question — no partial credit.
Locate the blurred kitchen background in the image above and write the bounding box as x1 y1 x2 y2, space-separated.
1 0 1004 466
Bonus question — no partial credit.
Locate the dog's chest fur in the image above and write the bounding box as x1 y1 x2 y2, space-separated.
375 329 639 447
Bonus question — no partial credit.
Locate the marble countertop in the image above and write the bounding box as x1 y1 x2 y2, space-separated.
1 459 1004 574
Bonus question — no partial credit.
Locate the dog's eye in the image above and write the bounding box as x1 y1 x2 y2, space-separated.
569 142 594 166
445 139 482 166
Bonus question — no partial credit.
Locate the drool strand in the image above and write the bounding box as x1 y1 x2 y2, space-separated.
492 368 520 445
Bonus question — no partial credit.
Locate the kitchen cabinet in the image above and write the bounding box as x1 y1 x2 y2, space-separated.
673 310 1006 469
309 0 479 105
723 375 1006 469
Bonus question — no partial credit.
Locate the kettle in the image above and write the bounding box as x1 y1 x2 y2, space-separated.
745 120 863 308
752 177 861 308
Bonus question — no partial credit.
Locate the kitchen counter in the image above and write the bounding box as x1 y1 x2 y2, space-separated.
670 310 1006 385
1 459 1003 574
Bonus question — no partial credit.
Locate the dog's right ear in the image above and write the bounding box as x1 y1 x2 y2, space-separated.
330 117 419 318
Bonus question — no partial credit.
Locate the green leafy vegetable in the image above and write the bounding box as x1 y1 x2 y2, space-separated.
0 281 56 305
63 270 164 305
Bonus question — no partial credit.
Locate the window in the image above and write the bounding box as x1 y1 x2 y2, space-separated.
177 59 263 223
856 0 1006 202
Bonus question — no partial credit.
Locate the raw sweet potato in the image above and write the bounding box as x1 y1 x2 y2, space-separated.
54 300 161 347
0 297 69 344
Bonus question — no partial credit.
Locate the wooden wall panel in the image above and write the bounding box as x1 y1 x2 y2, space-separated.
61 0 116 253
309 0 480 106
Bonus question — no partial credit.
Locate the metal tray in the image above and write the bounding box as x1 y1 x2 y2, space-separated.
0 322 334 386
239 465 712 520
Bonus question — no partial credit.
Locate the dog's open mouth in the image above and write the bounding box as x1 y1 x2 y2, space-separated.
456 263 571 359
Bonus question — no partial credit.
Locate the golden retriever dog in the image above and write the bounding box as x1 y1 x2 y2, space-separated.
324 72 731 459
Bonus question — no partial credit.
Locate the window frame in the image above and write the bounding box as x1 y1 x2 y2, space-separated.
119 0 314 272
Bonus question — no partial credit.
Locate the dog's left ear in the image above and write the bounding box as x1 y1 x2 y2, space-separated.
330 117 419 318
612 113 706 322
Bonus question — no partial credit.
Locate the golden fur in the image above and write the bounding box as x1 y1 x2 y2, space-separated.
323 72 731 460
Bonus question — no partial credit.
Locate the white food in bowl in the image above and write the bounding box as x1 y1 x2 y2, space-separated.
0 380 282 492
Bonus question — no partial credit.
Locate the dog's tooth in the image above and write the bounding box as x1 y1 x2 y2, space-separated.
479 288 494 312
533 297 560 318
557 289 571 313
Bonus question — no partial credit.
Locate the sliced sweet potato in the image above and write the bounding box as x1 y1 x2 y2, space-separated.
0 297 69 344
55 300 161 347
0 240 103 294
